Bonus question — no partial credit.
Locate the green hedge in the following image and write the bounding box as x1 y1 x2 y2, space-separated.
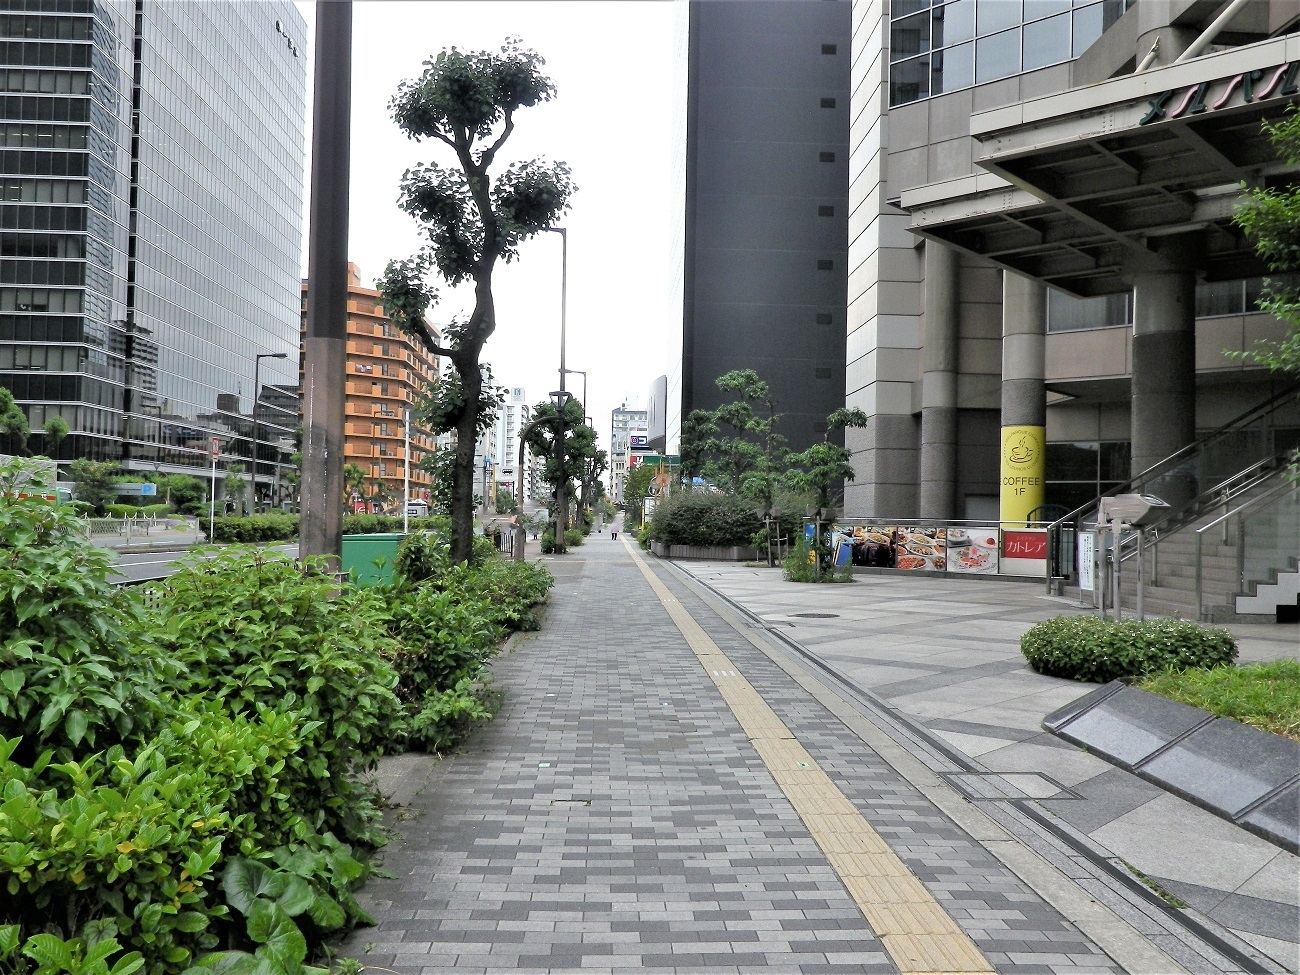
649 492 762 547
202 513 423 543
1021 615 1238 683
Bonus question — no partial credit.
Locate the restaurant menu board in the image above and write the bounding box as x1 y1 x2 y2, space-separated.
945 527 1000 575
840 525 947 571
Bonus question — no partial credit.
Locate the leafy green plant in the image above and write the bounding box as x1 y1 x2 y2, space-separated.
0 460 173 764
406 678 495 754
141 549 401 846
649 492 761 548
0 926 144 975
1020 615 1238 683
781 532 851 583
0 737 230 974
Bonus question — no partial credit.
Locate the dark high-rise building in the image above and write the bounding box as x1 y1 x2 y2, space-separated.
679 0 850 455
0 0 306 495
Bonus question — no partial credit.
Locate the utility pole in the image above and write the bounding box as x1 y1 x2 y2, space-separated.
299 0 352 571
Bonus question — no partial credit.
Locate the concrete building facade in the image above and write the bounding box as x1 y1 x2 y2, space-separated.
609 402 649 503
845 0 1300 520
301 264 439 510
679 0 851 455
0 0 307 493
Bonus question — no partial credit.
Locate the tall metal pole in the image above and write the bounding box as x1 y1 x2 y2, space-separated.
300 0 352 571
546 226 569 553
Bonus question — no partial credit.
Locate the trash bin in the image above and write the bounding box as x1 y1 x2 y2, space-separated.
340 532 404 587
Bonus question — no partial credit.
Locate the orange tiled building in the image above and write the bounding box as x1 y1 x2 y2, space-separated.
301 264 441 509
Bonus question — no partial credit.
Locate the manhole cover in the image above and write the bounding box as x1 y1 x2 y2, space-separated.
792 612 839 619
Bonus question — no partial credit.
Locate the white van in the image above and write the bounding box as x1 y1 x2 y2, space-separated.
405 500 429 518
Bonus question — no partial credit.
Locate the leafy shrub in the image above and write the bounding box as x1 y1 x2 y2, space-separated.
1020 615 1238 683
0 461 173 764
105 504 143 518
782 533 851 583
341 514 413 536
0 737 230 975
202 514 299 544
141 504 171 517
0 926 143 975
649 492 761 547
385 585 501 701
563 527 583 548
540 530 555 554
407 678 495 753
141 548 401 846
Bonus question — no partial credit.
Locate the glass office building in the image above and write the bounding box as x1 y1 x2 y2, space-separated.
0 0 306 493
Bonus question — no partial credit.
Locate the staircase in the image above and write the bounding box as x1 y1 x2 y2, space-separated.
1060 474 1299 622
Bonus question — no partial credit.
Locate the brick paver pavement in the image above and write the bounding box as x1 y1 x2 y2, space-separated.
337 539 1159 975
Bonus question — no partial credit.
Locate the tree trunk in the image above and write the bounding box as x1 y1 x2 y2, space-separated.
449 358 482 564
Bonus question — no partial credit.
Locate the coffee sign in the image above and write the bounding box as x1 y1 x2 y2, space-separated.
1139 61 1299 126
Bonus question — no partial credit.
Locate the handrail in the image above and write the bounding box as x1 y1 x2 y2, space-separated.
1194 478 1297 620
1044 381 1300 589
1046 381 1299 535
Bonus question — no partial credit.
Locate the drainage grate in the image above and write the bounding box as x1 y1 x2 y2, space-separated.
550 798 592 807
792 612 840 619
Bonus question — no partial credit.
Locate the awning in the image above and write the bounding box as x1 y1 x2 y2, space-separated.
902 36 1300 297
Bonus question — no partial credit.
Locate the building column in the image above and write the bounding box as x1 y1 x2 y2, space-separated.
1000 273 1046 524
920 242 958 520
1131 246 1198 506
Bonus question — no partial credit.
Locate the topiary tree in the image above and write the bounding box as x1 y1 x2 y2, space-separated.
376 39 574 564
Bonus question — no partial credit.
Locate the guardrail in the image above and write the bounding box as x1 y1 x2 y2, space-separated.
83 515 164 538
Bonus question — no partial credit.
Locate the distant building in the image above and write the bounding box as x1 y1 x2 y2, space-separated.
609 403 648 503
495 386 535 504
0 0 308 493
300 264 440 510
675 0 850 455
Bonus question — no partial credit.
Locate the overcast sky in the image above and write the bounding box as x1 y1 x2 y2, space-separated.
295 1 683 449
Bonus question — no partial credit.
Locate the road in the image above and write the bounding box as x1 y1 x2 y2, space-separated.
107 544 300 585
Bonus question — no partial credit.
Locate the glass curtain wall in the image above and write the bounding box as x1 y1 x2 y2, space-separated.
0 0 306 497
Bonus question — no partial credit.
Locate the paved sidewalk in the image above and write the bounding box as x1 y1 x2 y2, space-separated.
344 539 1299 975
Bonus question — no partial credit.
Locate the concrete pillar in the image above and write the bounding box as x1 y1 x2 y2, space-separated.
1000 273 1047 524
300 1 352 572
1131 250 1197 506
920 242 958 520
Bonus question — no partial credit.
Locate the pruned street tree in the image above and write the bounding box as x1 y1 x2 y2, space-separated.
522 396 592 539
681 370 787 512
377 39 574 563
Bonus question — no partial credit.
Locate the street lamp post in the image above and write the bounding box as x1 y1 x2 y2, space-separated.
253 352 288 511
545 227 567 394
562 368 586 415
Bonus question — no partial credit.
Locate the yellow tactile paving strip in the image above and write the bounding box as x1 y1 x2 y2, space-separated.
628 545 996 975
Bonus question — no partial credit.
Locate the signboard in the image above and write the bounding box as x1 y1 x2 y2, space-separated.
630 434 649 449
1078 531 1096 592
115 482 158 497
1000 425 1044 524
210 436 220 459
1002 529 1048 577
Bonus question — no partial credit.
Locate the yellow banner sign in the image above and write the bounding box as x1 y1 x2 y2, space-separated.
1000 425 1045 524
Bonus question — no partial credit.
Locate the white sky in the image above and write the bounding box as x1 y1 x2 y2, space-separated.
296 1 682 450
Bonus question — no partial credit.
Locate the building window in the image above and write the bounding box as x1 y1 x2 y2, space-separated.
889 0 1134 107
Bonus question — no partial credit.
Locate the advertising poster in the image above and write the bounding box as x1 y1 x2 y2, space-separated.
1000 425 1045 523
946 527 1000 574
841 525 947 570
